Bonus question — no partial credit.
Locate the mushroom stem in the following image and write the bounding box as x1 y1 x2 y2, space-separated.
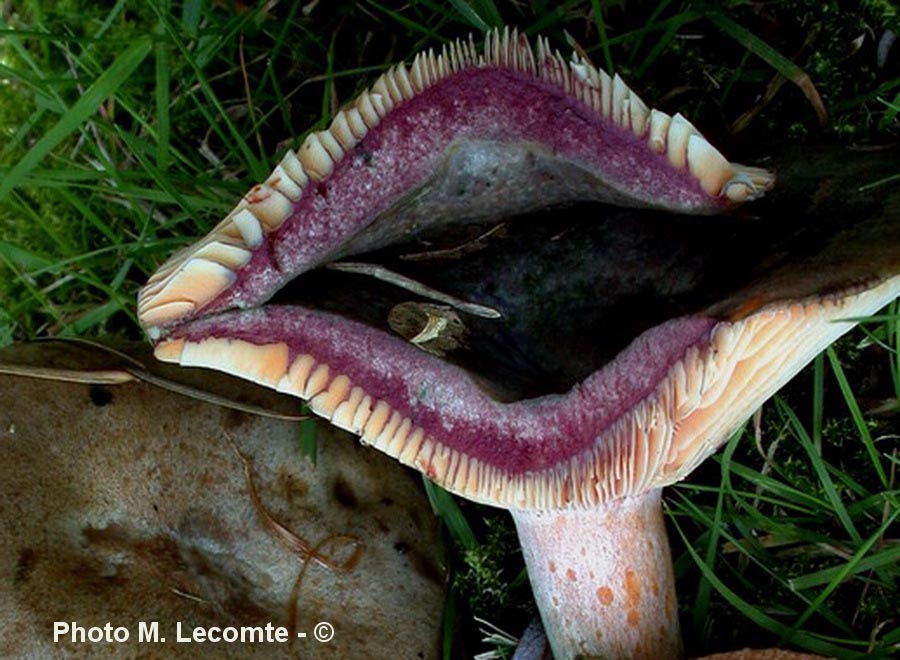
512 488 681 659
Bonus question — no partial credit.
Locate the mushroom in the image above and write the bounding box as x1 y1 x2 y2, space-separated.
136 28 900 658
0 340 446 658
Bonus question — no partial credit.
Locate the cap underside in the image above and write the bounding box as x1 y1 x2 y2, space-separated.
154 276 900 509
137 26 897 510
150 189 900 509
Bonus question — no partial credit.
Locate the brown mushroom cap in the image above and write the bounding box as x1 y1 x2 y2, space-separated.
697 651 826 660
0 343 445 658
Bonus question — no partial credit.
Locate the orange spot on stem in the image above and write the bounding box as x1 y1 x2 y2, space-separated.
625 568 642 628
624 569 641 605
596 586 614 606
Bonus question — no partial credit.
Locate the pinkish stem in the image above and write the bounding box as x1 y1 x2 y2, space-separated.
511 488 682 659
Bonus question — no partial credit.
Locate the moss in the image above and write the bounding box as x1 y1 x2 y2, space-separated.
455 514 530 617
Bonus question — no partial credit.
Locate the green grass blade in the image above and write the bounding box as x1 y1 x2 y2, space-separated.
471 0 502 28
789 542 900 590
776 397 863 546
0 36 152 203
627 0 673 66
892 300 900 399
95 0 129 40
0 241 52 269
149 7 265 180
298 415 318 464
253 0 305 103
727 461 829 511
692 430 739 636
155 34 171 170
827 347 889 488
267 59 296 146
448 0 491 31
441 581 459 660
783 507 899 642
812 354 825 454
634 19 679 80
708 13 827 126
364 1 443 39
0 107 47 161
59 299 122 336
858 172 900 192
589 0 615 75
114 128 200 221
670 508 866 658
883 627 900 646
181 0 203 37
56 188 119 245
423 480 477 553
321 31 337 126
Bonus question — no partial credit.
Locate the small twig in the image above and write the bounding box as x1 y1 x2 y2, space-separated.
815 542 855 562
177 52 270 103
326 261 502 319
227 437 362 570
0 364 135 384
285 531 359 643
867 619 893 655
753 406 766 462
170 587 212 605
400 223 506 261
1 337 309 421
226 435 363 644
130 368 309 421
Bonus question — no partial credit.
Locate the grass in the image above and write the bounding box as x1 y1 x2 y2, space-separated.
1 1 898 657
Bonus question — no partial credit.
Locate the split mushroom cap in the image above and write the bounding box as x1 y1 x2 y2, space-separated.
138 26 782 513
137 25 899 660
144 150 900 514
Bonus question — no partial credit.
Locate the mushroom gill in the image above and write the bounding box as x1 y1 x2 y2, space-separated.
138 26 899 660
